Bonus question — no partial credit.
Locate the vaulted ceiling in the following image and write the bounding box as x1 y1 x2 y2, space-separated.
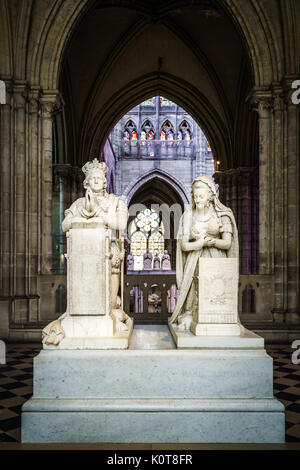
59 0 256 169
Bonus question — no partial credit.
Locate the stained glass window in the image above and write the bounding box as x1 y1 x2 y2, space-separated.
178 120 192 141
131 130 138 141
129 209 165 271
141 120 155 140
160 97 175 107
185 131 191 141
141 97 155 106
124 120 138 142
131 231 147 256
148 232 164 257
135 209 159 233
160 121 174 141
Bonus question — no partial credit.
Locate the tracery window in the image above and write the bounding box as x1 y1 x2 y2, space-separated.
141 120 155 140
123 120 138 142
129 209 165 271
160 121 174 141
148 231 164 257
178 120 192 141
136 209 159 233
130 231 147 271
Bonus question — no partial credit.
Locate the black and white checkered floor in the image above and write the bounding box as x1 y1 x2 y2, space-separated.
0 343 300 443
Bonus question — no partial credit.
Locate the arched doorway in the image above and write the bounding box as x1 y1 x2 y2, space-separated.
51 1 260 324
3 1 299 336
123 173 185 324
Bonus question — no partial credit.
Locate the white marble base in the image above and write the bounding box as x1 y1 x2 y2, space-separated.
170 323 259 349
43 315 133 350
22 398 284 443
190 321 242 336
22 326 285 443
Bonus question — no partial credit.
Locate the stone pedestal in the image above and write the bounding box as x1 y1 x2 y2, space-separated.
43 220 133 349
22 326 285 443
67 220 111 316
172 258 243 344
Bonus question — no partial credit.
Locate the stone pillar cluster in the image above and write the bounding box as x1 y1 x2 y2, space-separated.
250 84 299 323
0 80 62 329
214 168 258 276
215 83 299 325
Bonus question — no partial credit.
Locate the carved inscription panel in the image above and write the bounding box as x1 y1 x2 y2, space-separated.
68 227 110 315
196 258 239 322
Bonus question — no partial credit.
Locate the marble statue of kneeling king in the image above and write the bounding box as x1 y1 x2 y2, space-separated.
42 159 132 348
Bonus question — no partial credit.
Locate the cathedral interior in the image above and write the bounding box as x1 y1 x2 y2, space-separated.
0 0 299 446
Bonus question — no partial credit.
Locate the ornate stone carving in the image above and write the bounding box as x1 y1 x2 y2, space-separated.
143 249 152 270
153 252 161 269
161 250 171 270
126 252 134 270
42 319 65 346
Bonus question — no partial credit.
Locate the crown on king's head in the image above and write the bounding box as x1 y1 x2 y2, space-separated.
82 158 108 176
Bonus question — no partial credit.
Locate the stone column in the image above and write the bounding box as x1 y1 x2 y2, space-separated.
53 164 72 274
40 94 62 274
0 78 12 337
271 90 286 320
27 87 42 322
284 79 300 323
251 91 273 274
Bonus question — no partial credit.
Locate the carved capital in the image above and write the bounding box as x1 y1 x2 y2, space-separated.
13 82 28 109
28 86 42 114
40 90 64 118
248 88 273 117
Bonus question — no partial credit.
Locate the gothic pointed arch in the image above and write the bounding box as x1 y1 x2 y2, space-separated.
141 120 155 140
121 168 190 207
160 120 174 141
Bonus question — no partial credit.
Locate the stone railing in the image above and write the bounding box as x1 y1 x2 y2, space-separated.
120 140 195 159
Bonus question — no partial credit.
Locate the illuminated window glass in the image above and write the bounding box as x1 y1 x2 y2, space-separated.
160 97 175 107
141 120 155 140
124 120 138 142
141 97 155 106
131 130 138 141
167 131 174 141
131 231 147 256
160 120 174 140
148 232 164 256
178 120 192 141
135 209 159 233
129 209 164 271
